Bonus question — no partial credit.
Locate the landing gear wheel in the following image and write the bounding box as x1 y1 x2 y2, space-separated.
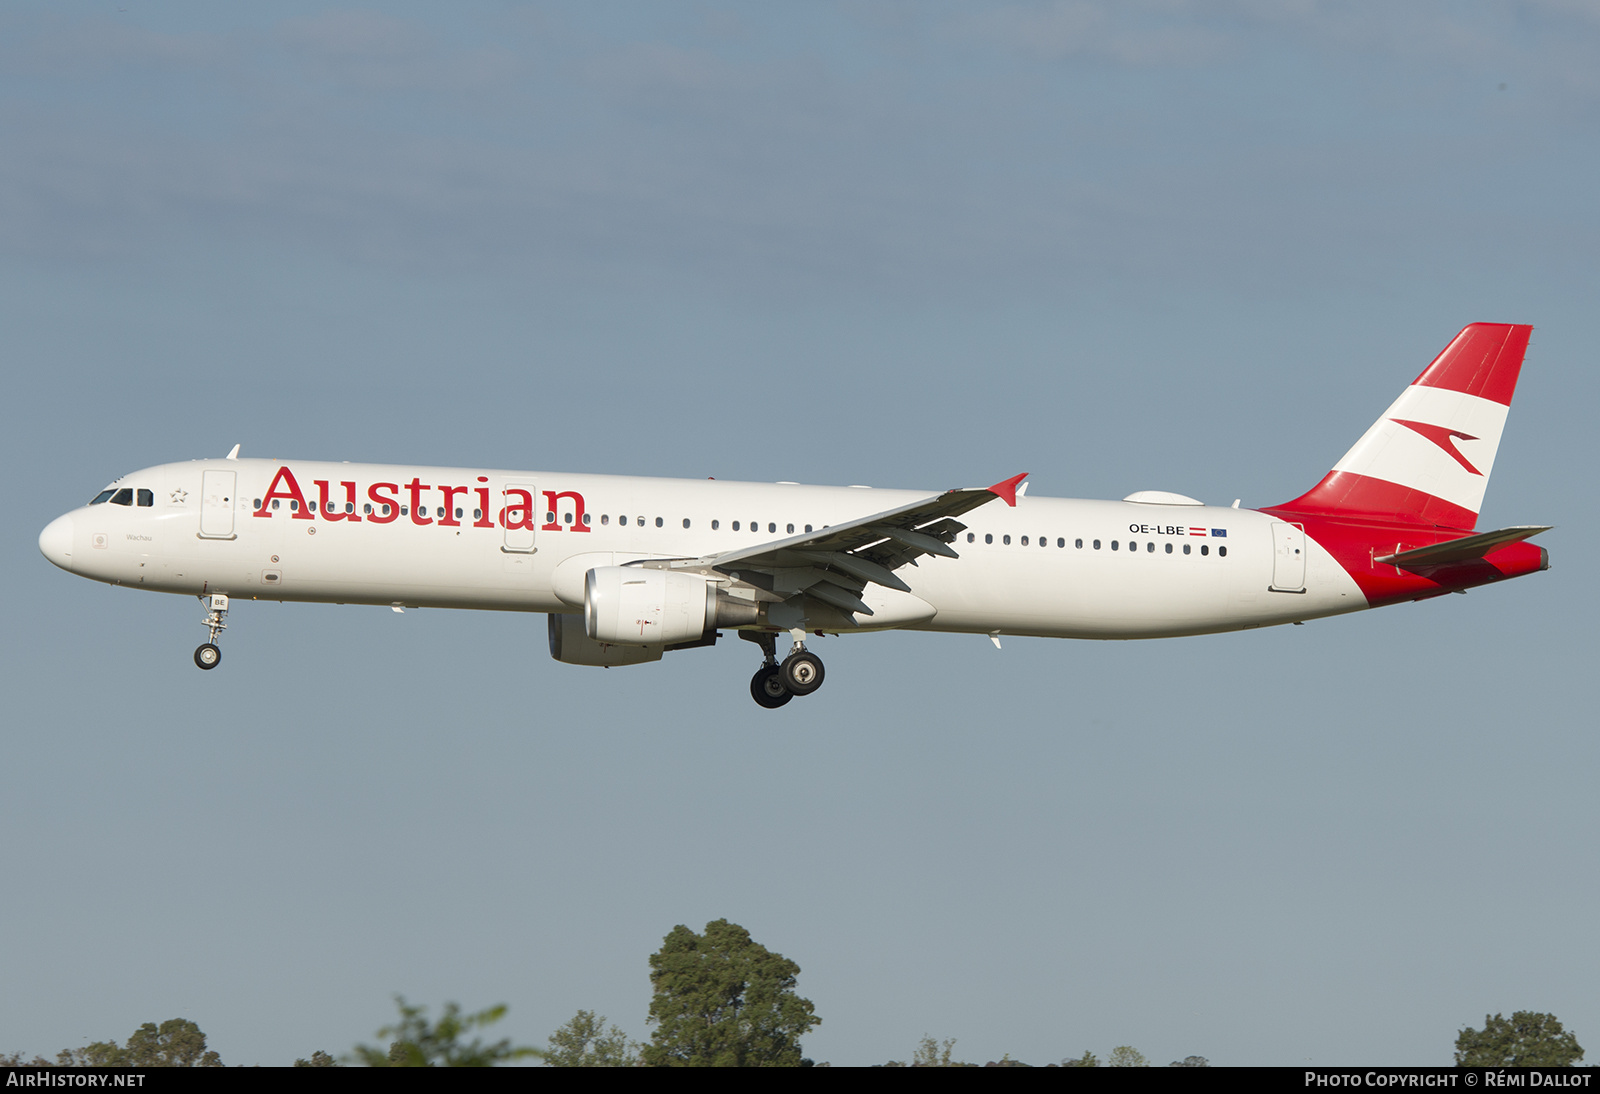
781 650 825 696
751 665 792 709
194 643 222 670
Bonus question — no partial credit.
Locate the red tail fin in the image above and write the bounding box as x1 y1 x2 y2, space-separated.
1275 324 1531 530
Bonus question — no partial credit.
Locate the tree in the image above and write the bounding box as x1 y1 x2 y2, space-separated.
642 919 820 1067
1169 1055 1210 1067
1107 1045 1149 1067
351 997 543 1067
0 1053 53 1067
545 1010 640 1067
1455 1012 1584 1067
912 1036 961 1067
56 1020 222 1067
294 1050 338 1067
1061 1050 1098 1067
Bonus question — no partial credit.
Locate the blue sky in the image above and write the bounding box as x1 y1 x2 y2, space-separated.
3 2 1596 1066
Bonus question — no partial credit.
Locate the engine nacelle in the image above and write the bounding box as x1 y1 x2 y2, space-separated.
584 566 759 647
548 612 663 667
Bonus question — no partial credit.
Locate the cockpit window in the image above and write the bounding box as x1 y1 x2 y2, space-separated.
90 489 116 505
137 489 154 507
110 488 134 506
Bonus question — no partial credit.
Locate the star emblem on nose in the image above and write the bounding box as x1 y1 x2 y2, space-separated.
170 489 188 503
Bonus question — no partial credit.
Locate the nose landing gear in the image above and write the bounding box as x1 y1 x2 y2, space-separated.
194 593 228 670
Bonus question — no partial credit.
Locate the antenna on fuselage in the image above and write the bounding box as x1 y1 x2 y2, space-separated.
225 444 241 460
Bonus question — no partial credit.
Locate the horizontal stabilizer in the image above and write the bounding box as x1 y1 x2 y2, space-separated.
1375 525 1550 569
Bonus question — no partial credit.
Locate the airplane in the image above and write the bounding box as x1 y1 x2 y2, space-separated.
38 322 1549 708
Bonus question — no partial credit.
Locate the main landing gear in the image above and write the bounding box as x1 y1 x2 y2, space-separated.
194 593 228 670
743 630 826 709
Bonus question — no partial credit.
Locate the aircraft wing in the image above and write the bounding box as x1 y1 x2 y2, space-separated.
670 473 1026 618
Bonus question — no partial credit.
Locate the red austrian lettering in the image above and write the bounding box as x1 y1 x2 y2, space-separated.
501 488 536 530
257 466 312 519
367 483 400 524
405 477 432 526
438 485 467 527
473 478 495 528
315 480 362 522
542 490 589 532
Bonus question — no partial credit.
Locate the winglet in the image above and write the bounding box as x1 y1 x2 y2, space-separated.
987 472 1028 507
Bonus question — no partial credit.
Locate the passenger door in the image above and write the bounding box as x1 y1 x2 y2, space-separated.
199 470 237 539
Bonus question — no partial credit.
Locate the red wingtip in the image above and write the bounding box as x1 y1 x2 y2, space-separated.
987 472 1028 507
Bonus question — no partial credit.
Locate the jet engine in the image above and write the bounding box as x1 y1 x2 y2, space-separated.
584 566 758 647
547 612 663 667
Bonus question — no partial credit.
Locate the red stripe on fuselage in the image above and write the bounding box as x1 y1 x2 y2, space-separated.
1263 509 1547 607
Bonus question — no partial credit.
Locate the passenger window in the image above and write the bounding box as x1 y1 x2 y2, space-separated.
454 508 463 519
1165 543 1172 554
1003 535 1011 545
136 489 154 507
272 499 280 510
1075 538 1082 548
967 533 975 543
1147 542 1154 553
1183 543 1190 555
985 534 992 544
768 522 776 533
619 515 628 526
805 525 813 533
1201 544 1209 555
582 513 591 525
1111 540 1119 551
731 520 739 531
400 506 407 516
1219 546 1228 557
290 500 299 512
1020 536 1028 546
683 518 691 529
365 503 374 515
252 498 262 509
382 504 391 517
655 517 664 528
111 488 133 506
601 514 609 525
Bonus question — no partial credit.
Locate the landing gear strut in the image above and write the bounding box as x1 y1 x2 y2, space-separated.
743 631 791 708
741 629 825 708
195 593 228 671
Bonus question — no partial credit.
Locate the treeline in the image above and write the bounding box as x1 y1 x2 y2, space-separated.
2 921 1584 1067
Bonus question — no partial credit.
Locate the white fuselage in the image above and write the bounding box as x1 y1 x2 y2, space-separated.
42 458 1368 640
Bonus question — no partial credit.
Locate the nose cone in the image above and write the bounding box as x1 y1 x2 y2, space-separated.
39 513 75 571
